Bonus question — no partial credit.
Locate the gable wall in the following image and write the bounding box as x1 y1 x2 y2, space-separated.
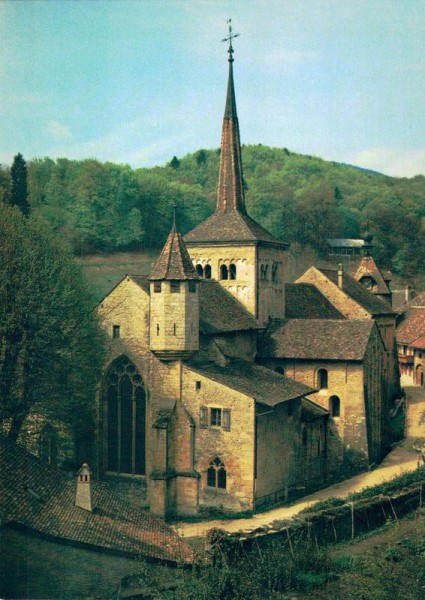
181 367 256 511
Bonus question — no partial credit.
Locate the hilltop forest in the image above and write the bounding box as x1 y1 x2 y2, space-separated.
1 145 425 283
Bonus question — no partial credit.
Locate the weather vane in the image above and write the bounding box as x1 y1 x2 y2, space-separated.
221 18 240 61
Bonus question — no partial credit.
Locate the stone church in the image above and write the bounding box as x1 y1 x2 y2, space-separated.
96 43 401 518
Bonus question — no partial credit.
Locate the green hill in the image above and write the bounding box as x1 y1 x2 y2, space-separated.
2 146 424 284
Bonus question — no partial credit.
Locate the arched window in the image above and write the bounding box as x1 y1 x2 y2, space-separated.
329 395 340 417
104 356 146 475
207 457 227 489
39 424 58 467
196 264 204 278
220 264 228 280
317 368 328 390
229 264 237 280
204 265 212 279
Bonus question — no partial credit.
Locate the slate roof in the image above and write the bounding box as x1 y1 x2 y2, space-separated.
0 436 192 564
301 399 329 422
128 276 259 335
149 226 199 281
353 256 391 295
285 283 344 319
184 209 289 246
259 319 375 361
186 359 315 406
198 280 259 334
318 269 393 315
397 307 425 345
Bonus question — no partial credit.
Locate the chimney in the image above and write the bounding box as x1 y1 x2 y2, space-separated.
405 286 412 303
75 463 92 512
337 264 343 289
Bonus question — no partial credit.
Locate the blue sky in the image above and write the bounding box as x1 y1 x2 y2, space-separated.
1 0 425 177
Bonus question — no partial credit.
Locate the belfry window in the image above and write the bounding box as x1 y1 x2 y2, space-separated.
112 325 120 339
154 282 162 293
207 457 227 489
104 356 146 476
220 264 228 280
204 265 212 279
229 264 237 280
189 281 197 293
196 264 204 277
170 281 180 293
317 368 328 390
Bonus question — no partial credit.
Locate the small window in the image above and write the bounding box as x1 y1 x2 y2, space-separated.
196 381 201 391
173 323 177 336
207 457 227 489
154 282 162 293
330 395 340 417
156 324 160 336
317 368 328 390
189 281 197 293
84 474 88 482
229 264 236 280
210 408 222 427
196 264 204 278
222 408 231 431
204 265 212 279
271 263 278 283
112 325 120 339
200 406 208 429
170 281 180 293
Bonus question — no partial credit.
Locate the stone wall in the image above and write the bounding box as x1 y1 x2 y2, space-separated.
182 366 256 511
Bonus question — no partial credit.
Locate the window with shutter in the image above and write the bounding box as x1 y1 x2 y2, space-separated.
222 409 231 431
200 406 208 429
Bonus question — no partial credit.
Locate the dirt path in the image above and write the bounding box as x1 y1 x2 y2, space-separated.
405 385 425 439
174 446 420 539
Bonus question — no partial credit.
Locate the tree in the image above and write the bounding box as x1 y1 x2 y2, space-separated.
10 153 30 216
0 204 105 441
169 156 180 169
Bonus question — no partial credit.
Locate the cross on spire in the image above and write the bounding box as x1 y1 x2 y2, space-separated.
221 18 239 62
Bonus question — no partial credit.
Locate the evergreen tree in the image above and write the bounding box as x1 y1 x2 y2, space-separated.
11 153 30 216
169 156 180 169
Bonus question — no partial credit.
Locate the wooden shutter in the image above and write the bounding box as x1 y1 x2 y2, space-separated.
223 409 231 432
200 406 208 429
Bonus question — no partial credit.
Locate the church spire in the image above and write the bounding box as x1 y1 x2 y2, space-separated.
217 20 246 214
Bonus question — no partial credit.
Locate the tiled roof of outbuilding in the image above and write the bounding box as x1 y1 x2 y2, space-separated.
184 209 288 246
186 359 314 406
285 284 344 319
0 436 192 564
397 307 425 345
398 290 425 313
259 319 375 361
318 269 393 315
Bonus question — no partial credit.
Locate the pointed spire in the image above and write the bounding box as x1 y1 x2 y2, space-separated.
217 20 246 214
149 208 199 281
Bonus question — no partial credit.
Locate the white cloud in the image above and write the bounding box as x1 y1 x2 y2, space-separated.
353 147 425 178
46 120 72 141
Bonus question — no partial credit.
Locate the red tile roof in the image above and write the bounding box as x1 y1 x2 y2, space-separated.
397 307 425 345
0 436 192 564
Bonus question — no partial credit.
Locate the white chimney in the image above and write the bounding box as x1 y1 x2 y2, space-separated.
405 286 412 303
337 264 343 289
75 463 93 512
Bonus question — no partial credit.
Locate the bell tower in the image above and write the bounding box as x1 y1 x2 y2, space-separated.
184 21 289 324
149 209 200 360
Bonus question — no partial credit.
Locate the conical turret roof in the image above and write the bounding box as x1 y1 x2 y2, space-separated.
150 218 199 281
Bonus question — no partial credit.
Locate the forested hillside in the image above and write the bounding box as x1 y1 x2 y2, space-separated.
1 145 424 282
